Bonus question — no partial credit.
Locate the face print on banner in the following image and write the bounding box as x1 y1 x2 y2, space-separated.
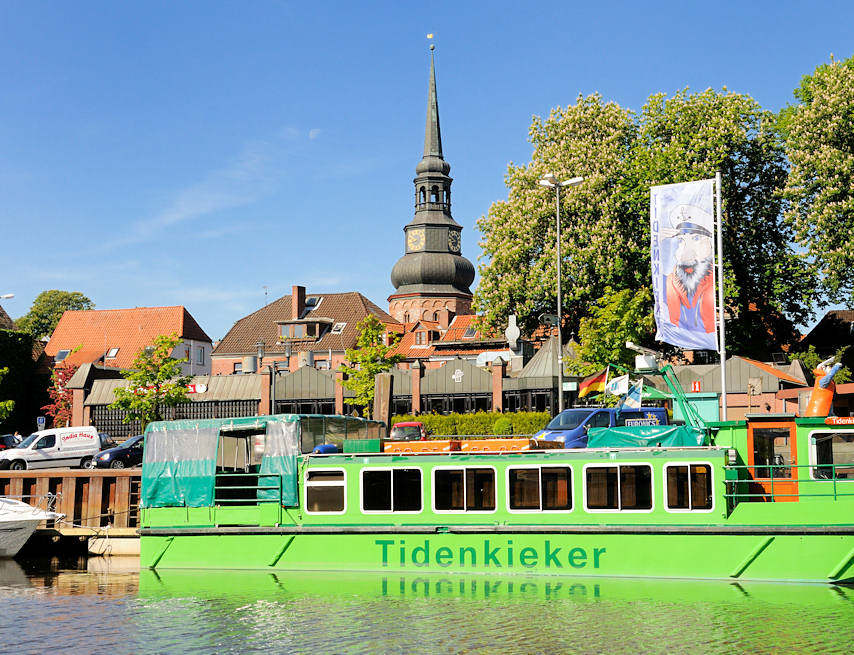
650 179 718 351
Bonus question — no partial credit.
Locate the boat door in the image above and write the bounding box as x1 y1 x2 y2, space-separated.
746 420 799 502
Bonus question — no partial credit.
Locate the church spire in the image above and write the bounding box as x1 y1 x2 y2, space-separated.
423 45 443 159
388 45 474 326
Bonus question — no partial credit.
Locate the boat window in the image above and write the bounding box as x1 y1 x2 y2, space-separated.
508 466 572 511
434 468 495 512
752 427 793 478
812 432 854 480
305 469 345 513
665 464 712 510
362 468 422 512
586 464 653 511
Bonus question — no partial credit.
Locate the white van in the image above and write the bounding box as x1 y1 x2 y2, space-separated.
0 426 101 470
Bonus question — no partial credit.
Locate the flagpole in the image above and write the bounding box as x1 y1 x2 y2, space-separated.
603 365 610 401
715 171 727 420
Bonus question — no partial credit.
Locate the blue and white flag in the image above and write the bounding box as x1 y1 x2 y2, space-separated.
650 179 718 351
618 379 644 411
605 374 629 396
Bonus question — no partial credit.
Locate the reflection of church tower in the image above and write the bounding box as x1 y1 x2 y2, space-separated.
388 48 475 328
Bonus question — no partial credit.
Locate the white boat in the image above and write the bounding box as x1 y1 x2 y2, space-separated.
0 497 63 558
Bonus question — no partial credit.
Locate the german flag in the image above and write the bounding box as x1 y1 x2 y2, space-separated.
578 368 608 398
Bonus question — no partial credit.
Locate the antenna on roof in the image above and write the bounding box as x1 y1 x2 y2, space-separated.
262 285 269 307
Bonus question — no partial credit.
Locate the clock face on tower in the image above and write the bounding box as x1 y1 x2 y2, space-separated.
407 228 426 251
448 229 461 253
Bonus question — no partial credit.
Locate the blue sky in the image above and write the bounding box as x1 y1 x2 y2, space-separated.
1 1 851 339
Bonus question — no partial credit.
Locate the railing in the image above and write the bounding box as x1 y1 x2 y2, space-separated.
0 469 141 533
724 463 854 503
214 472 282 506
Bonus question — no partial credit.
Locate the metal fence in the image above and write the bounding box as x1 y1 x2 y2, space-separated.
724 463 854 504
90 400 260 440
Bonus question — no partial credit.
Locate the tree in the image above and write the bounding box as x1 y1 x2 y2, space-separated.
41 364 79 428
566 287 656 376
16 290 94 339
0 368 14 423
782 54 854 303
109 333 191 429
789 345 852 384
474 94 641 337
476 88 815 358
633 88 814 357
338 316 403 415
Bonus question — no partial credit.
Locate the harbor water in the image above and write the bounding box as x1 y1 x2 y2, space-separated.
3 556 854 654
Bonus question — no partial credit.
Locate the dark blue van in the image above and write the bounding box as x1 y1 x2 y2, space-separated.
535 407 669 447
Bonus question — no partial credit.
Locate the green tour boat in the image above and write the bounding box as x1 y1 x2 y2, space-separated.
138 384 854 582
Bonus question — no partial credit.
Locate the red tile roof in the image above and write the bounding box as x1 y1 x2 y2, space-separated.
45 306 211 369
213 292 396 357
389 314 506 360
390 330 436 359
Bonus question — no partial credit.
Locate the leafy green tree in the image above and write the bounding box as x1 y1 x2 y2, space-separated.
338 316 403 415
110 333 191 429
474 94 641 337
633 88 813 357
789 344 852 384
566 287 656 376
16 290 94 339
781 54 854 303
0 368 14 422
476 88 814 358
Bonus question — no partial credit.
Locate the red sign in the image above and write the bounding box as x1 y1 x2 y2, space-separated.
691 381 701 393
825 417 854 426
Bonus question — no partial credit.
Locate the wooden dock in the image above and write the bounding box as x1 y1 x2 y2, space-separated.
0 469 141 537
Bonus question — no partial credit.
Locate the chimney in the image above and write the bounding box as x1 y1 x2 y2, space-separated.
292 285 306 319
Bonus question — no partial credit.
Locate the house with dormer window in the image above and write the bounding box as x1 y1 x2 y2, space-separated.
45 306 213 376
211 285 397 375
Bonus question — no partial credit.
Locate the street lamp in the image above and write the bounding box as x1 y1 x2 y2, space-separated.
538 173 584 413
256 339 265 370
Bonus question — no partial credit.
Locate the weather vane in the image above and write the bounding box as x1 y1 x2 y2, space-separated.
427 33 435 51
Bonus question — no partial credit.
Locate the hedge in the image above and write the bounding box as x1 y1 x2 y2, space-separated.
391 411 551 438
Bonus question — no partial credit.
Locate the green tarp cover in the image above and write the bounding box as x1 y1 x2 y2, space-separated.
141 424 219 507
141 415 302 508
258 420 299 505
587 424 706 448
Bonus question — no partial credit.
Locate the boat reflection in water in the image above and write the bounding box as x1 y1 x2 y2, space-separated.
136 569 854 654
0 559 30 588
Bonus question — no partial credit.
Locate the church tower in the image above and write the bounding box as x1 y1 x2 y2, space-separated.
388 47 475 328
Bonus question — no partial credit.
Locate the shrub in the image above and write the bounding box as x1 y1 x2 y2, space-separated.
390 411 551 437
493 417 513 435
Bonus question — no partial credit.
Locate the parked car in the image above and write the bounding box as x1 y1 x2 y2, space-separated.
0 426 101 470
98 433 117 449
0 435 21 451
535 406 669 447
388 422 427 441
94 434 144 469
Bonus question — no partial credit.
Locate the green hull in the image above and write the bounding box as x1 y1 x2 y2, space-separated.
141 531 854 583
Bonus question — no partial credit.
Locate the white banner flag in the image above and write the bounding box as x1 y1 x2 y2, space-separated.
650 179 718 351
605 374 629 396
618 379 644 410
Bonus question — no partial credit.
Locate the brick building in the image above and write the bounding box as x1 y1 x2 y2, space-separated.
211 285 396 376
